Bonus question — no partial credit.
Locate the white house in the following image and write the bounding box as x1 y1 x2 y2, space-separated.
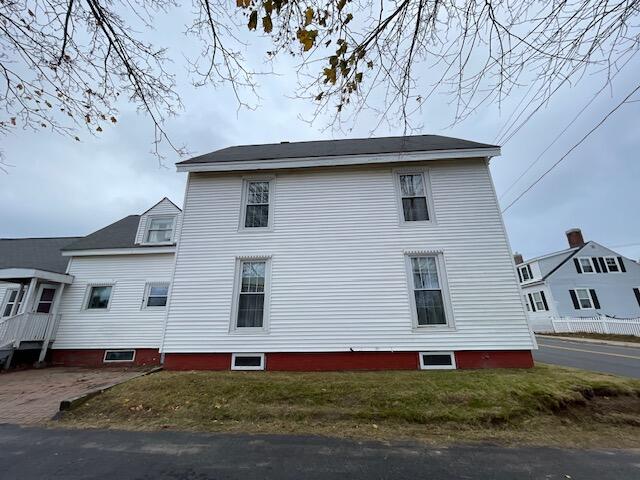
161 135 536 371
1 135 537 371
0 198 181 368
516 228 640 332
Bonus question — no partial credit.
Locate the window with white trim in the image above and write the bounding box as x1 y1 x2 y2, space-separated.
84 285 113 310
145 216 175 244
531 291 546 311
406 255 450 326
2 288 23 317
518 264 532 282
419 352 456 370
578 257 595 273
231 353 265 370
233 259 270 329
104 350 135 362
397 173 430 222
573 288 595 309
143 282 169 308
241 180 273 229
604 257 621 273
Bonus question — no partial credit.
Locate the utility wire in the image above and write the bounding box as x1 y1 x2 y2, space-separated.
498 54 638 201
501 82 640 214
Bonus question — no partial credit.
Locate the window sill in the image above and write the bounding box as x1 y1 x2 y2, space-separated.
229 327 270 335
237 227 274 233
412 325 456 333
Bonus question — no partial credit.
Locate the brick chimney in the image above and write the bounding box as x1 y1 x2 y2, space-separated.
513 252 524 265
566 228 585 249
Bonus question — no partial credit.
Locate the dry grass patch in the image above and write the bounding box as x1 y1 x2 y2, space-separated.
57 365 640 447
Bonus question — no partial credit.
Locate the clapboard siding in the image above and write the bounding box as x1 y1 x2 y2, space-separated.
162 158 535 353
53 253 174 349
135 198 182 245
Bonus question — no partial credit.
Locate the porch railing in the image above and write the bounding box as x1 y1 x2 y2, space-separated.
0 312 61 348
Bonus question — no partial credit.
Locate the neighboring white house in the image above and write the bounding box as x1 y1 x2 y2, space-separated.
516 228 640 332
0 198 181 368
161 135 536 371
2 135 538 370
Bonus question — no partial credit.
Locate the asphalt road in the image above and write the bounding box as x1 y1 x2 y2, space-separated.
534 336 640 378
0 424 638 479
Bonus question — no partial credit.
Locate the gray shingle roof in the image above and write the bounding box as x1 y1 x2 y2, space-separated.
177 134 498 166
61 215 142 251
0 237 80 274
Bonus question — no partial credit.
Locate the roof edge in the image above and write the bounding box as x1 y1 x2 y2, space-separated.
176 147 501 173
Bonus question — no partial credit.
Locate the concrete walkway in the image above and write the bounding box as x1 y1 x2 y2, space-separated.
0 367 149 424
0 425 638 479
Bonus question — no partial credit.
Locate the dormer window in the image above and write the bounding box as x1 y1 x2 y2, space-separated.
145 216 175 244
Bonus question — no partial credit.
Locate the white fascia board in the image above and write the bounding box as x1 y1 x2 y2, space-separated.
176 147 501 173
62 247 176 257
0 268 74 284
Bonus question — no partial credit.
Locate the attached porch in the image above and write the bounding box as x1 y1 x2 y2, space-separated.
0 268 73 369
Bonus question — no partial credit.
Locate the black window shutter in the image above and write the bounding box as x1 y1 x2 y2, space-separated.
618 257 626 272
589 289 601 309
634 288 640 307
540 291 549 311
517 268 523 283
527 264 533 279
592 257 601 273
573 258 582 273
598 257 607 272
569 290 580 309
528 293 536 312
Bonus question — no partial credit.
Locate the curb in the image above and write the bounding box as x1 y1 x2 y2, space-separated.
56 367 163 416
537 335 640 348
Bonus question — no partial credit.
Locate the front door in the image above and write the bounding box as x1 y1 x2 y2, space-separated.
34 284 57 314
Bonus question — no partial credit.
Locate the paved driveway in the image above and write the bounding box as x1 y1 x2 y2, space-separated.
535 336 640 378
1 425 638 479
0 367 148 424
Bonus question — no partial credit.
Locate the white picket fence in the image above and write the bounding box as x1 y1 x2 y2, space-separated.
532 315 640 337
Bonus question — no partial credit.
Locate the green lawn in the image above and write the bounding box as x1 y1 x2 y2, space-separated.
57 365 640 447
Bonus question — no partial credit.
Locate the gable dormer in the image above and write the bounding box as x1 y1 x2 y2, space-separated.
135 198 182 246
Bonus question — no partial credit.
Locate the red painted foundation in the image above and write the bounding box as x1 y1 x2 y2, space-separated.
50 348 161 368
162 353 231 371
455 350 534 369
163 350 533 371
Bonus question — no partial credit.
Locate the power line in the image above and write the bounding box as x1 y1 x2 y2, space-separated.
501 82 640 214
498 54 638 201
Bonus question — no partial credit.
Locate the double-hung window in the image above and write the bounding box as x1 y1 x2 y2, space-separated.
143 283 169 308
397 173 430 222
518 264 532 282
234 260 269 329
145 216 175 243
578 257 595 273
570 288 600 310
85 285 113 310
604 257 621 272
242 180 272 229
407 255 450 326
2 288 23 317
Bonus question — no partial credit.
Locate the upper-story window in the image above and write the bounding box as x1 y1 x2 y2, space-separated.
145 216 175 243
518 264 533 282
397 173 430 222
241 179 273 229
604 257 621 272
578 257 595 273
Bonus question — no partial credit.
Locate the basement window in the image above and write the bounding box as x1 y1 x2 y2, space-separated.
231 353 265 371
419 352 456 370
104 350 135 362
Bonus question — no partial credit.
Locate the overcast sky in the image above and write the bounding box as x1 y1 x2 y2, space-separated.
2 6 639 262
